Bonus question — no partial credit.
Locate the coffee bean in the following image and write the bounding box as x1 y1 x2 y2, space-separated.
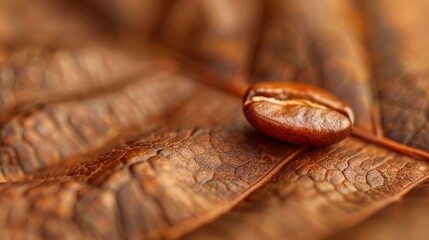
243 82 354 146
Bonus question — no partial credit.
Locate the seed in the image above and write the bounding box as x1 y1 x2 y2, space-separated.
243 82 354 146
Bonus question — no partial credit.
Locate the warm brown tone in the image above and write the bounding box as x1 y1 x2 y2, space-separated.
243 82 354 146
0 0 429 239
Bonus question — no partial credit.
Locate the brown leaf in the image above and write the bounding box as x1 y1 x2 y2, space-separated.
0 0 428 239
0 0 109 46
359 0 429 151
184 137 429 240
160 0 261 79
78 0 168 35
0 117 304 239
329 179 429 240
0 45 146 118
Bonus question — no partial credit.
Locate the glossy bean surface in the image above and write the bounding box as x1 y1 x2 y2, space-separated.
243 82 354 146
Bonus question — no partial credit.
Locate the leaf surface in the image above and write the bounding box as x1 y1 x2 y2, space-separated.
0 0 428 239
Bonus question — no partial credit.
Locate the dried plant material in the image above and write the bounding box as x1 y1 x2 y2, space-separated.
185 137 429 240
0 118 303 239
0 0 428 239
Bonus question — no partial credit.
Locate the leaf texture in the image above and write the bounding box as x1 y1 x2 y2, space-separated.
0 117 304 239
359 0 429 151
0 0 428 239
0 45 146 118
184 137 429 240
329 179 429 240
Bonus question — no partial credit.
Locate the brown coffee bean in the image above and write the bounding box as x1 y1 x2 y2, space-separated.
243 82 354 146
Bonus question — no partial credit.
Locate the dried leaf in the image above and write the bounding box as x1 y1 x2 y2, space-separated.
0 117 304 239
0 0 428 239
184 137 429 240
329 180 429 240
359 0 429 151
0 45 146 118
0 0 107 46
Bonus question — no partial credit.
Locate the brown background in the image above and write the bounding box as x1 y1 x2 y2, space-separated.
0 0 429 239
